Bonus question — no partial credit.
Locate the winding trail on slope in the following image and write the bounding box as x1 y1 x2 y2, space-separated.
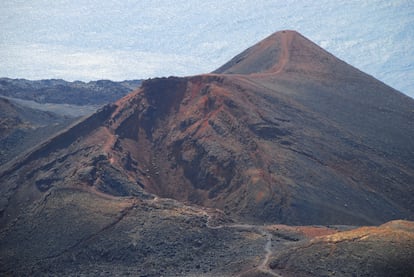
147 196 281 276
258 228 277 276
268 30 293 75
228 30 293 94
204 212 281 277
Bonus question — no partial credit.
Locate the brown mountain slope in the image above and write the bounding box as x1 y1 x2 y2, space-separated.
213 30 293 75
1 31 413 227
1 30 414 276
214 30 363 78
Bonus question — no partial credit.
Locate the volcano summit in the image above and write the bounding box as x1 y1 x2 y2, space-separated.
1 31 413 276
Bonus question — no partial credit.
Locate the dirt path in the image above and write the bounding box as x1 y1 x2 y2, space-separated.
258 228 279 276
147 197 281 276
204 212 281 277
272 31 293 74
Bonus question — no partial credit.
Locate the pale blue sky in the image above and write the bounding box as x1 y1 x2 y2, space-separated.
1 0 413 97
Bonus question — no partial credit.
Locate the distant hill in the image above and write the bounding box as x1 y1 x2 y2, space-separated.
0 97 75 166
0 78 141 165
0 78 141 105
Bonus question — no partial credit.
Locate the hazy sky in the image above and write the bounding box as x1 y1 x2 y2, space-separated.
1 0 413 97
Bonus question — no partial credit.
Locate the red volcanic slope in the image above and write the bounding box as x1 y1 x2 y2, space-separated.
1 30 413 226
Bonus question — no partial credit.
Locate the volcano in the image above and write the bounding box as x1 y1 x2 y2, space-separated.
1 30 413 276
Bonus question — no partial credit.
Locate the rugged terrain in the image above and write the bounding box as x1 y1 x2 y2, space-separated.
0 97 76 166
0 78 141 105
0 79 141 166
0 30 413 276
